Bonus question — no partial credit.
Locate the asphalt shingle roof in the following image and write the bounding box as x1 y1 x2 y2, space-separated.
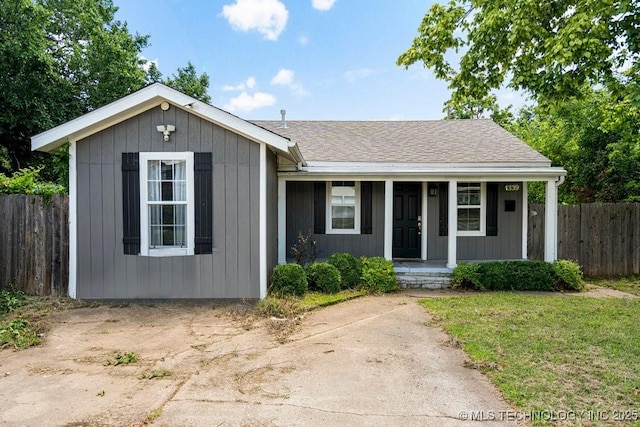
251 119 550 164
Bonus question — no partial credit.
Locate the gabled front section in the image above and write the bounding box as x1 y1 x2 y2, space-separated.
33 84 565 299
32 84 298 299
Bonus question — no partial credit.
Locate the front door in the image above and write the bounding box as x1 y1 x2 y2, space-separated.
393 182 422 258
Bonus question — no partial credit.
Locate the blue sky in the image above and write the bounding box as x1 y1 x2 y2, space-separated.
114 0 524 120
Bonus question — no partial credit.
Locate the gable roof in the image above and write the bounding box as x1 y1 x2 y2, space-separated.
31 83 300 162
252 119 550 166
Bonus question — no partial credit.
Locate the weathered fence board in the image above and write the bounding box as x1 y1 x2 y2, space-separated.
0 195 69 296
529 203 640 277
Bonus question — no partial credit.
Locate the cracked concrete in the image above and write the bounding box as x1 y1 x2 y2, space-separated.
0 295 518 426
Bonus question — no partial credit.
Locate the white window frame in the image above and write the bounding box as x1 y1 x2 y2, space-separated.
457 182 486 237
139 152 195 256
326 181 361 234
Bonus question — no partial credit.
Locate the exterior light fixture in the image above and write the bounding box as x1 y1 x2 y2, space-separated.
428 184 438 197
157 124 175 142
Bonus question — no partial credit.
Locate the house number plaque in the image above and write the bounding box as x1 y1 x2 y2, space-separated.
504 184 520 192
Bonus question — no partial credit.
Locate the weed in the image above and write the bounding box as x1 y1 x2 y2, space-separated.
139 369 172 380
0 318 40 349
145 407 163 423
104 351 138 366
0 289 26 314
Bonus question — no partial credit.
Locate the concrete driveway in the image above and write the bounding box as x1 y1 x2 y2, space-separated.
0 294 517 426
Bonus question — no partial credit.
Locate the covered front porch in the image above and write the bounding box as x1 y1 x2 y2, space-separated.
278 174 565 268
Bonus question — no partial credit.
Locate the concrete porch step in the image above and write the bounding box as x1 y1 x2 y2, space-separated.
395 271 453 290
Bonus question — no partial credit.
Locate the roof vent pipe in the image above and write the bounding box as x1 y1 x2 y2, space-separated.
279 109 288 129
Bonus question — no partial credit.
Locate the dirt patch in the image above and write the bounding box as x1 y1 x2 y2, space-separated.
0 296 517 426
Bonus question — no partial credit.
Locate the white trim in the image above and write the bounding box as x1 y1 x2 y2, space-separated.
384 180 393 260
326 181 361 234
522 182 528 259
278 168 567 182
139 152 195 257
544 179 558 262
305 161 552 169
32 83 292 155
447 180 458 269
259 143 268 299
277 177 286 264
68 141 77 299
456 182 486 237
421 183 428 261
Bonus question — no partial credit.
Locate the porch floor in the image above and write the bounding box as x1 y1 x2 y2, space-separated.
393 260 451 274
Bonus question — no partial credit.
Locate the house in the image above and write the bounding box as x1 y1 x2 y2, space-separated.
32 83 566 299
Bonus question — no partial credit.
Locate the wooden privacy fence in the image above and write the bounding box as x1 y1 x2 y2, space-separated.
528 203 640 277
0 195 69 296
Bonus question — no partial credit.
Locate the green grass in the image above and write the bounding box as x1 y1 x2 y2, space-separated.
419 294 640 425
590 275 640 296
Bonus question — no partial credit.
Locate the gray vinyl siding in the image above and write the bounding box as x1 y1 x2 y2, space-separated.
76 106 261 299
285 181 384 260
427 182 523 261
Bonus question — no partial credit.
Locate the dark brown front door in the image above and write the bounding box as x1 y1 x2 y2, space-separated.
393 183 421 258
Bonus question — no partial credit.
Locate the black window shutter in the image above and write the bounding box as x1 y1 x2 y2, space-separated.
438 182 448 236
313 182 326 234
122 153 140 255
486 183 499 236
194 152 213 254
361 181 373 234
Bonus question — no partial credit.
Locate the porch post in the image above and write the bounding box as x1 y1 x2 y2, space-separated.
384 180 393 260
277 177 286 264
421 182 428 260
522 182 528 259
544 178 558 262
447 180 457 269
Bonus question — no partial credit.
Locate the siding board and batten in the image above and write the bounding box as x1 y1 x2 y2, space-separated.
74 106 264 298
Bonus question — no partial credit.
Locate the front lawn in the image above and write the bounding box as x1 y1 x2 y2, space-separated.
420 294 640 425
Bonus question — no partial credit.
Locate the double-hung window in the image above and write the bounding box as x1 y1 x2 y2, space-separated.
139 152 195 256
327 181 360 234
457 182 485 236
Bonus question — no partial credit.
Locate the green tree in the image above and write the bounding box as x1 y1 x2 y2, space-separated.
508 89 640 203
397 0 639 107
164 62 211 103
0 0 150 181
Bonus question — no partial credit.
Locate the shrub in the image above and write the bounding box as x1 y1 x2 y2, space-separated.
360 257 398 293
478 260 556 291
0 289 26 314
0 167 66 201
450 260 585 292
553 260 585 291
328 253 361 289
290 230 317 268
451 263 482 290
306 262 342 294
270 264 308 296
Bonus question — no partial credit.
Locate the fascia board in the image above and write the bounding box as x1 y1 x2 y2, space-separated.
31 83 293 156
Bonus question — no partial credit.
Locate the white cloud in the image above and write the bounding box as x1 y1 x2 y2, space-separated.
312 0 336 11
221 0 288 41
139 56 158 73
271 68 308 96
224 92 277 113
344 68 378 83
222 76 257 92
271 69 295 86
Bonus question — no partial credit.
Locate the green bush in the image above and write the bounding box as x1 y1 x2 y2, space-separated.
306 262 342 294
270 264 308 296
553 260 585 291
451 260 585 292
451 263 482 290
0 167 66 201
360 257 398 293
328 253 362 289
